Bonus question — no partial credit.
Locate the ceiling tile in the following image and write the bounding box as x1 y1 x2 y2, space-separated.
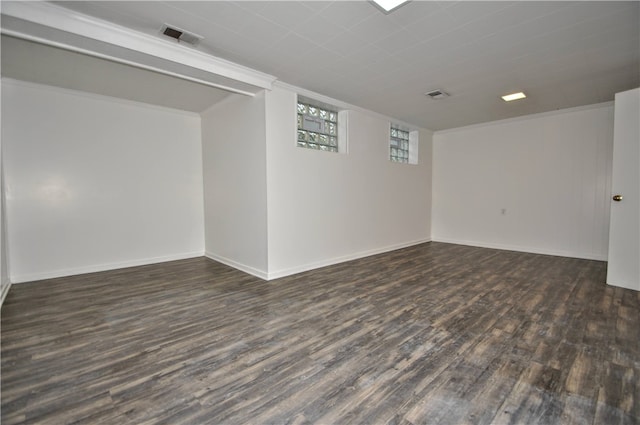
16 1 640 130
321 30 370 58
231 1 271 15
443 1 514 26
319 1 379 30
386 1 442 27
485 2 604 43
404 9 460 42
234 14 290 47
253 1 320 31
460 2 572 41
390 29 474 67
165 1 248 32
350 13 405 44
347 43 395 71
299 1 332 13
54 1 167 34
374 29 422 54
553 1 637 27
291 14 344 46
270 32 322 56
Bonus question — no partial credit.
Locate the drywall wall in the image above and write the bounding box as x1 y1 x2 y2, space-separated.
2 79 204 282
432 103 614 260
201 92 268 278
265 86 432 278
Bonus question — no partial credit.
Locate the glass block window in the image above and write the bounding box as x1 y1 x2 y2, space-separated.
390 126 410 163
297 101 339 153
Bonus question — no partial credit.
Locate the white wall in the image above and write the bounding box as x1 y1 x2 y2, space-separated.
432 103 614 261
2 79 204 282
2 79 432 284
265 86 432 278
201 92 268 278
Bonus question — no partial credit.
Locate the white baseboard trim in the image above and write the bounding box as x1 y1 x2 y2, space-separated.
204 251 269 280
10 251 205 283
205 240 431 281
430 237 607 261
0 282 12 307
266 238 432 280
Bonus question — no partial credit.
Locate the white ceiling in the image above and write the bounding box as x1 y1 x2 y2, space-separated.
6 1 640 130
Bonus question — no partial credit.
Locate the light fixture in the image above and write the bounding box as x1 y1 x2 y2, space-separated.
501 92 527 102
370 0 410 13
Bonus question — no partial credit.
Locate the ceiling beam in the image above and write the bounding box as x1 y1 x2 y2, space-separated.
1 1 277 96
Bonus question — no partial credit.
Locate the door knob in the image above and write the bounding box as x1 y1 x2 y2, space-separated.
613 194 623 202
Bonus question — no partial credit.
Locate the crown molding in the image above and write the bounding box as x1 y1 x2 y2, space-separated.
1 1 277 94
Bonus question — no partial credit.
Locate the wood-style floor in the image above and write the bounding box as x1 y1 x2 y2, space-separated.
1 242 638 424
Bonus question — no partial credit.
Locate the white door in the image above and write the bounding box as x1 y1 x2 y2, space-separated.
607 88 639 291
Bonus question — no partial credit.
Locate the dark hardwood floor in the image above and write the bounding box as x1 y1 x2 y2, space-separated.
1 242 638 424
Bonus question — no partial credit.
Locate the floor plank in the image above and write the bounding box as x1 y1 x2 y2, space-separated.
1 242 638 424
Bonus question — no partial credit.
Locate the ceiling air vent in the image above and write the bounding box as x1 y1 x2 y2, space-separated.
160 24 203 46
425 89 449 100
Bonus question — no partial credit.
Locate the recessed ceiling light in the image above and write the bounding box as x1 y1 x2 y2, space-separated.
501 92 527 102
370 0 410 13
